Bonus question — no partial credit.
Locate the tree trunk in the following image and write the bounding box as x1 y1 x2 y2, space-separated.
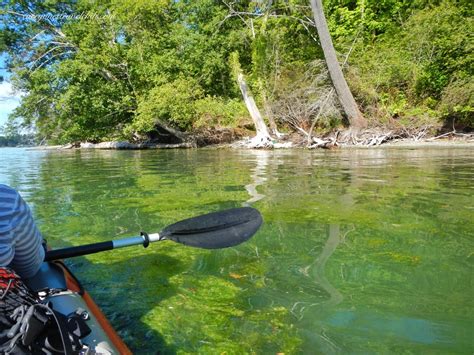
237 73 273 147
310 0 367 130
153 118 188 142
258 1 282 138
262 89 283 138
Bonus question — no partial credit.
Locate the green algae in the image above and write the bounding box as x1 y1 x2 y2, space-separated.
1 147 473 353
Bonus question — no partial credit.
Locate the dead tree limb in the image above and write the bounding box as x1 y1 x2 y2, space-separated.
237 73 273 148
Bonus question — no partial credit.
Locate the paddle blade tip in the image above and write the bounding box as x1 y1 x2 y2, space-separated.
163 207 263 249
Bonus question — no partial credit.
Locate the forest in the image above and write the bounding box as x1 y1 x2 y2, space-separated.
0 0 472 147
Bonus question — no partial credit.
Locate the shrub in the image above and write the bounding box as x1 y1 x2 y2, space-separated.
131 78 204 134
350 1 473 127
194 96 249 129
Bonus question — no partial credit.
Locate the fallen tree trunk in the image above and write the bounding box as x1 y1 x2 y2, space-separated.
237 73 273 148
153 118 189 142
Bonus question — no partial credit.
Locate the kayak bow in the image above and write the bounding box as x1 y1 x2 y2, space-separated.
26 261 132 354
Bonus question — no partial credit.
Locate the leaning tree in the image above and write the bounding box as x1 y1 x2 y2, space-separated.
310 0 367 131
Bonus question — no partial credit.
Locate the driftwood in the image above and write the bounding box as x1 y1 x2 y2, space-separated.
308 129 405 148
426 130 474 141
308 134 339 149
307 126 474 149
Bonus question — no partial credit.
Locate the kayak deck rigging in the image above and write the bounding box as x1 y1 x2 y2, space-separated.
25 261 131 354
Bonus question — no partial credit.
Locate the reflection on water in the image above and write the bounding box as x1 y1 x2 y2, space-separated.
244 150 270 205
0 147 473 353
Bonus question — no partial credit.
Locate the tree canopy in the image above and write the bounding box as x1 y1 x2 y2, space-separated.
0 0 472 144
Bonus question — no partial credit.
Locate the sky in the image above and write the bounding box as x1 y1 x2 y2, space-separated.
0 54 22 128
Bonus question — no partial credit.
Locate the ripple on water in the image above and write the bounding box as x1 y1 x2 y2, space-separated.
0 147 472 353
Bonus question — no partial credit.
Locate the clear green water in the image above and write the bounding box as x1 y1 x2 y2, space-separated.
0 147 473 354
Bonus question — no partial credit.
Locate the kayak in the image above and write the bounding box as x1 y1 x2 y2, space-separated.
11 207 262 354
25 261 132 354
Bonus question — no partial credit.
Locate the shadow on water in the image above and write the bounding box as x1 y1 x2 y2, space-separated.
65 252 182 355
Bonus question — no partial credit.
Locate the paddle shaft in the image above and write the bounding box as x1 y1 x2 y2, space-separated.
43 207 262 261
44 234 160 261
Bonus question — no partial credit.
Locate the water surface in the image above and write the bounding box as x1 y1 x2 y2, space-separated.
0 147 472 353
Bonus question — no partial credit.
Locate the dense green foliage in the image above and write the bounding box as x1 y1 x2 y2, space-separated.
326 0 473 127
0 0 472 143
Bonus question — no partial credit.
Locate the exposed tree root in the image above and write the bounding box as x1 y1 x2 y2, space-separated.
306 126 473 149
427 130 474 141
233 134 274 149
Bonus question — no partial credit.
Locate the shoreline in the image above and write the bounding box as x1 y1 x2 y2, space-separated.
338 139 474 149
24 137 474 151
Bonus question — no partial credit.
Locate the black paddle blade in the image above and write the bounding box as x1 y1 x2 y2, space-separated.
160 207 262 249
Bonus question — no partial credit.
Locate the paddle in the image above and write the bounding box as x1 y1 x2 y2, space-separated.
44 207 262 261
